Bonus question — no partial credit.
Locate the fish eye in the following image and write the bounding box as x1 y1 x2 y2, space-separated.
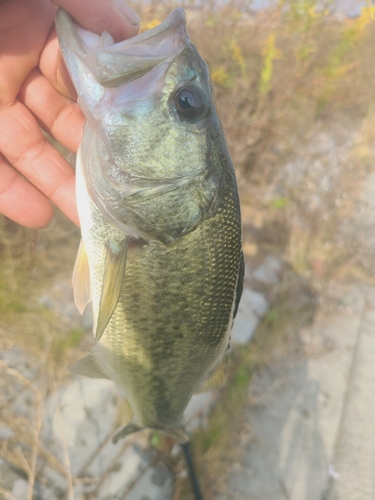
173 86 206 121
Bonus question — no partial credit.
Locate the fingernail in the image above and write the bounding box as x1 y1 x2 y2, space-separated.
40 217 57 231
116 1 141 26
57 51 77 100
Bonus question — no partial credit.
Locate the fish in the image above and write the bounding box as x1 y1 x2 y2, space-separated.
55 7 243 444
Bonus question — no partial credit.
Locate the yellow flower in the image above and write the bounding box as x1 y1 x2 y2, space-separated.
141 18 161 32
211 67 235 88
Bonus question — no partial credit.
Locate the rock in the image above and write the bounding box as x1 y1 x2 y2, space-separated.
231 287 269 345
12 478 28 500
38 278 93 331
184 392 216 431
86 433 129 478
0 424 14 441
72 484 86 500
0 458 27 499
38 466 69 500
38 279 78 325
252 254 283 285
11 388 35 418
42 377 119 476
81 306 94 331
1 347 37 381
96 444 149 499
123 464 174 500
244 288 269 317
39 376 174 500
231 310 259 345
265 128 355 227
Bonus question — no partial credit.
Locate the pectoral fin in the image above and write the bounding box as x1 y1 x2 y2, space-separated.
196 358 227 393
72 240 91 314
70 351 109 379
95 239 130 342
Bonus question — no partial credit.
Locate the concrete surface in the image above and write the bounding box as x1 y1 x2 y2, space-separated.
231 286 269 345
327 287 375 500
217 283 375 500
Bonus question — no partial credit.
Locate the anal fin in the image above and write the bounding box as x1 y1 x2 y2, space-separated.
70 351 109 379
72 240 91 314
95 238 130 342
196 358 227 393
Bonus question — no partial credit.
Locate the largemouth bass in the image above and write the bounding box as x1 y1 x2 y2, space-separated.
56 8 243 443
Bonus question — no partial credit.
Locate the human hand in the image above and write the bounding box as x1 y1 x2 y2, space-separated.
0 0 140 228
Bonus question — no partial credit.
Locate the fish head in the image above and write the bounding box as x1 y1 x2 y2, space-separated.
56 8 232 243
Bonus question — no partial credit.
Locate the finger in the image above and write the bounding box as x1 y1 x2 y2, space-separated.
0 101 79 226
0 156 54 228
18 68 84 152
39 27 77 100
40 0 140 98
0 0 56 107
51 0 141 41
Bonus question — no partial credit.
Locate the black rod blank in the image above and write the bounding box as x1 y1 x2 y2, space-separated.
181 441 204 500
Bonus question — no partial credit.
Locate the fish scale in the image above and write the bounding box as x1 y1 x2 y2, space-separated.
90 172 241 434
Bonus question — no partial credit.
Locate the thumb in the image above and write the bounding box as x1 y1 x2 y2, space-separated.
40 0 141 99
51 0 140 42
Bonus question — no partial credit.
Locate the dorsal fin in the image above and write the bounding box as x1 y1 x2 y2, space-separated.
196 358 227 393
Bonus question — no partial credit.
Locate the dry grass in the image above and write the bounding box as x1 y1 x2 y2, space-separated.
0 214 84 497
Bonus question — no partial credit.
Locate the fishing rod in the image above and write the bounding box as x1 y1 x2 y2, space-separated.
181 441 204 500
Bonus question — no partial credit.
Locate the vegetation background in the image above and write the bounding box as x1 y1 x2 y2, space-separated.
1 0 375 498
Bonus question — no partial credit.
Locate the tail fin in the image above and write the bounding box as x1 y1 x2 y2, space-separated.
112 420 189 444
112 423 204 499
112 421 143 444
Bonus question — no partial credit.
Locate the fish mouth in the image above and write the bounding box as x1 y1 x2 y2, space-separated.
56 7 189 89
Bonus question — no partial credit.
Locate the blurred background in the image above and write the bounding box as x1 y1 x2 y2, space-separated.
1 0 375 499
